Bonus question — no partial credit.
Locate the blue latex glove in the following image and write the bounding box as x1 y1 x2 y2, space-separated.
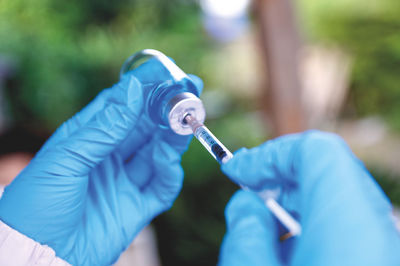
0 59 203 265
219 130 400 266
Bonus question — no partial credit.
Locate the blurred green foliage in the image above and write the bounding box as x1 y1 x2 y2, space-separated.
299 0 400 130
2 0 400 264
0 0 209 130
372 166 400 206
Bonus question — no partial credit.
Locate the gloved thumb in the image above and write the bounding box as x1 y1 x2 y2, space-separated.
38 75 144 176
218 190 281 266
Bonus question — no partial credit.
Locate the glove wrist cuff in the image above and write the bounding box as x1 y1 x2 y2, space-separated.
0 220 70 265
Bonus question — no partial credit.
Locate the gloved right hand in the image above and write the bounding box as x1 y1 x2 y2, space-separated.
0 58 203 265
219 130 400 266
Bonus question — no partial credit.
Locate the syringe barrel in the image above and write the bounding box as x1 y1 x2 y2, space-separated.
120 49 204 133
194 126 233 164
184 114 233 164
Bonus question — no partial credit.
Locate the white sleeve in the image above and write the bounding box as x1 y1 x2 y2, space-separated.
0 220 70 266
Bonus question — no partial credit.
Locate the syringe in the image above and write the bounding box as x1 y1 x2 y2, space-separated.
184 114 302 240
184 114 233 164
120 49 301 240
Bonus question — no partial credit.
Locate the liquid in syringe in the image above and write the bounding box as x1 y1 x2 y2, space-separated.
183 114 233 164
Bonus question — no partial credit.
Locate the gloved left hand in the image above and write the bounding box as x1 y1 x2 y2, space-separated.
218 131 400 266
0 59 203 265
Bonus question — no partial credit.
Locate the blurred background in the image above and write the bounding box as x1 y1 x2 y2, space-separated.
1 0 400 265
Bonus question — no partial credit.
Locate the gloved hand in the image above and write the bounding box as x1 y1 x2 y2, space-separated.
0 59 203 265
219 130 400 266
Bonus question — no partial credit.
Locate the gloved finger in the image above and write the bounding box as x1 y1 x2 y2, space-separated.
39 57 182 159
115 112 191 162
219 190 281 266
287 132 400 265
38 76 144 177
221 130 394 218
123 141 155 189
220 133 302 190
221 130 363 190
122 131 193 191
37 71 143 158
141 138 184 217
116 73 203 160
188 74 204 95
115 114 157 161
36 87 113 157
223 130 400 265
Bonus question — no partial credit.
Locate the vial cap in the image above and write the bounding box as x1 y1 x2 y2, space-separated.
167 93 206 135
